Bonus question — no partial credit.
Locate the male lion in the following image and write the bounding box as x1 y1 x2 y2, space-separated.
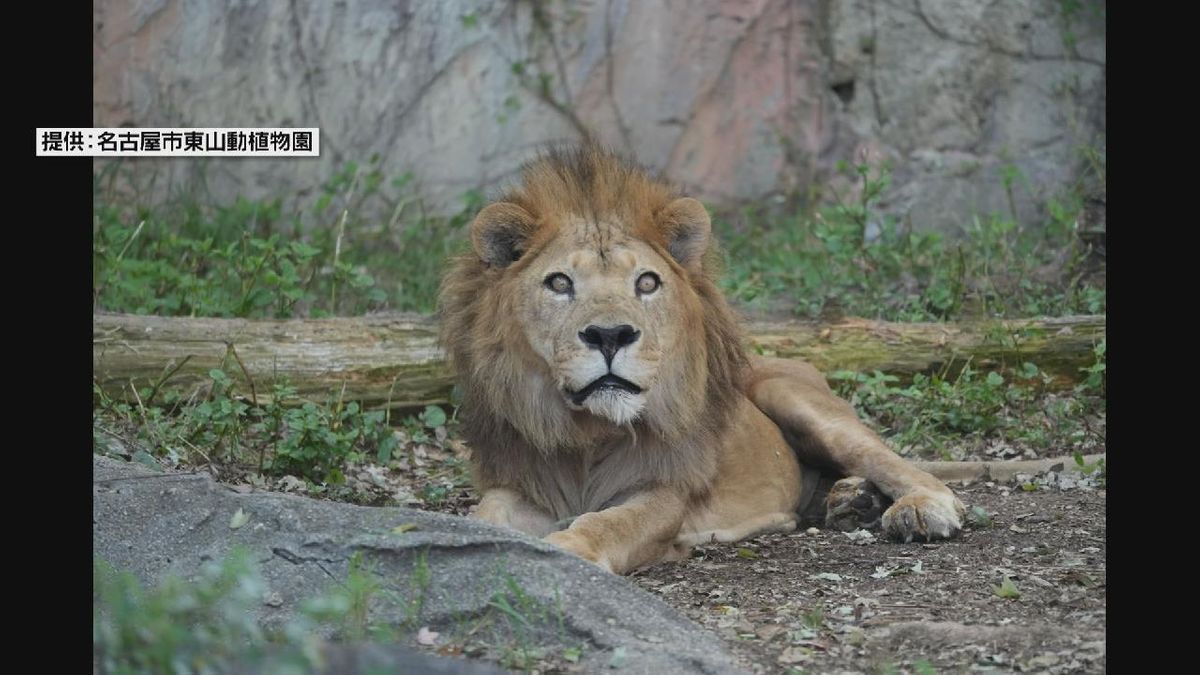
438 144 965 574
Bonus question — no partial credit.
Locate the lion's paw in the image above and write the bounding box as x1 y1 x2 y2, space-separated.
882 490 965 542
824 476 887 532
543 530 613 572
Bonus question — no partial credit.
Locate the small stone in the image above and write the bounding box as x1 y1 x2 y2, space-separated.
755 624 786 642
1026 654 1060 668
806 527 820 536
845 629 867 646
778 647 813 665
843 529 875 544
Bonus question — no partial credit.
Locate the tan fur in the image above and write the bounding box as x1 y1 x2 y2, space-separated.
438 143 965 573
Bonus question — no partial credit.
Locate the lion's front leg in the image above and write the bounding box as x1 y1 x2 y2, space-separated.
473 488 558 538
543 486 688 574
748 358 965 542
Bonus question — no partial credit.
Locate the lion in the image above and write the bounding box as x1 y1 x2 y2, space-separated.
437 144 965 574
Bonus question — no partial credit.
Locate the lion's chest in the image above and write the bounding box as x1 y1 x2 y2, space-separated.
535 445 644 520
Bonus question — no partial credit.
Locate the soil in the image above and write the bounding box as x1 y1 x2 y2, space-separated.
628 482 1106 674
122 436 1107 673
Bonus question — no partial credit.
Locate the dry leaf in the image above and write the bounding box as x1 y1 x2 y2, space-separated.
416 626 440 646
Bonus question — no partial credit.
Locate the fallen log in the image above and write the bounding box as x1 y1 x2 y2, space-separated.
917 454 1105 484
93 313 1104 411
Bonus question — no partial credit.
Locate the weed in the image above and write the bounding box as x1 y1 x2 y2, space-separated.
448 567 575 670
402 550 433 629
94 158 475 318
801 604 826 630
716 161 1104 321
343 552 385 641
94 367 455 491
95 158 1103 324
830 358 1105 460
93 550 316 673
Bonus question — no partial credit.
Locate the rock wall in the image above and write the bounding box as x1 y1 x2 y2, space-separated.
93 0 1105 230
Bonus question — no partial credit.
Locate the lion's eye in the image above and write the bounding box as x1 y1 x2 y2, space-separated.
636 272 661 295
544 273 574 295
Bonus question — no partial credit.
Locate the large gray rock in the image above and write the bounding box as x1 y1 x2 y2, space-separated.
92 455 742 674
93 0 1104 231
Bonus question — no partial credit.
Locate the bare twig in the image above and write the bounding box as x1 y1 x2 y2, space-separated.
145 354 193 407
116 220 146 261
226 343 258 408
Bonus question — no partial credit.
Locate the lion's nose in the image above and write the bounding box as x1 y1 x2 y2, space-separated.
579 324 641 367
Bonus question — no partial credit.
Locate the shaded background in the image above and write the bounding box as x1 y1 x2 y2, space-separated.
93 0 1105 232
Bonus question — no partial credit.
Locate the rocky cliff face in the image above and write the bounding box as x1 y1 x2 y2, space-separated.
93 0 1105 230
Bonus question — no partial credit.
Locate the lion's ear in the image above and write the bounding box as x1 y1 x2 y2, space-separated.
471 202 537 268
659 197 711 269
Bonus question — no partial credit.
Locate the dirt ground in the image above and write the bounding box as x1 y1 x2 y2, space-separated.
172 436 1106 673
373 456 1107 673
627 481 1106 674
278 445 1107 673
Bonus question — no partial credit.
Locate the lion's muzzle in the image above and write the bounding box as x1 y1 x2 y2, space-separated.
567 373 643 405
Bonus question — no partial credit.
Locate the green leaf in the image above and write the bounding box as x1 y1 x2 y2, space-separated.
986 371 1004 386
377 435 397 464
391 523 419 534
608 646 627 669
562 646 582 663
913 660 938 675
966 505 992 528
132 450 163 472
229 508 250 530
736 547 759 559
422 405 447 429
992 576 1020 599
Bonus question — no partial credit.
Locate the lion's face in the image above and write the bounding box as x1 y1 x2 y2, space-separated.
440 146 747 455
514 216 697 425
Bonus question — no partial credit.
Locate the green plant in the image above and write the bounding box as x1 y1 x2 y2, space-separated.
993 576 1021 599
830 359 1105 460
452 569 571 669
801 604 826 630
913 660 938 675
1073 451 1106 487
94 368 402 486
716 160 1104 321
94 550 321 674
94 158 473 319
402 550 433 629
1079 339 1106 394
96 155 1104 324
344 552 385 641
